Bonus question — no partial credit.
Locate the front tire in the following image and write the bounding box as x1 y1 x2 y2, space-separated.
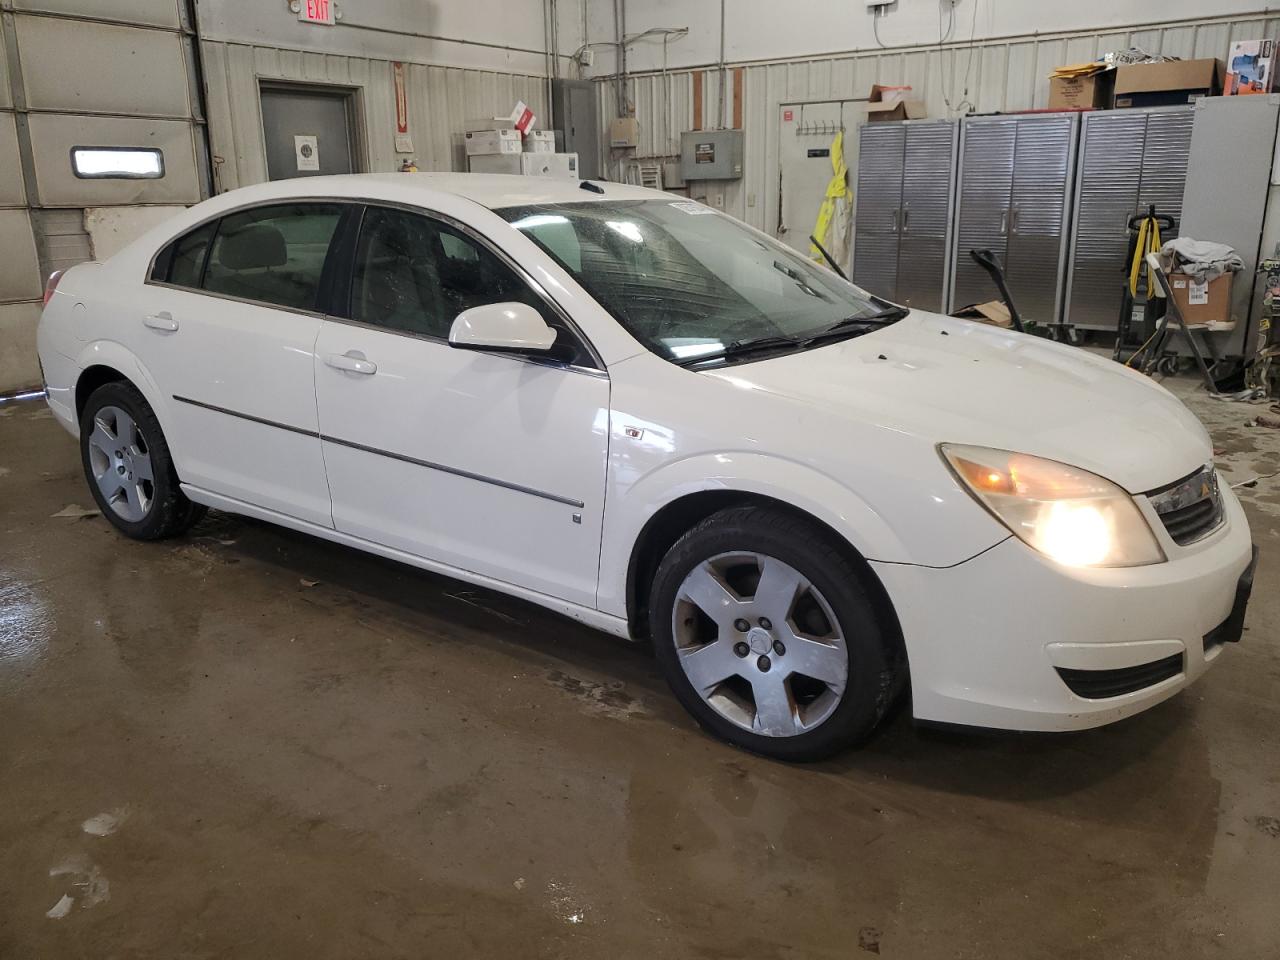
650 506 899 761
80 381 205 540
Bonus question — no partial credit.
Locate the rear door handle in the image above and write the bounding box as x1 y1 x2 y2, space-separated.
324 351 377 376
143 311 178 332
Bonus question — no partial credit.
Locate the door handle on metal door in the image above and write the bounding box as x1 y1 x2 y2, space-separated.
902 204 910 234
999 210 1009 236
143 311 178 332
892 209 900 234
1010 204 1020 235
325 351 377 375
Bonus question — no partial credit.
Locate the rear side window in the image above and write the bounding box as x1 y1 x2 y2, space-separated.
151 222 216 287
203 203 343 311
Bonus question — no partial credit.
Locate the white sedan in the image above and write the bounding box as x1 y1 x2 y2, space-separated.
36 174 1256 760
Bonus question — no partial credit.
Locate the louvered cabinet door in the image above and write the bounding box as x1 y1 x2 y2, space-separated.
950 117 1016 309
896 121 957 312
1137 108 1194 230
852 123 906 301
1064 111 1150 331
1004 113 1077 325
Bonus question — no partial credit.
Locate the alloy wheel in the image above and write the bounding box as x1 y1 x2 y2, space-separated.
671 552 849 737
87 405 155 523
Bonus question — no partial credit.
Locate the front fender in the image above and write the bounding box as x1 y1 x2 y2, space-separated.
596 451 918 620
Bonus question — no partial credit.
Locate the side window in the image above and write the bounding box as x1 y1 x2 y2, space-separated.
150 221 216 287
351 206 590 364
203 203 342 311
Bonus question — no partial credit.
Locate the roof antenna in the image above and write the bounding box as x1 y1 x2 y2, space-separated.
579 180 604 194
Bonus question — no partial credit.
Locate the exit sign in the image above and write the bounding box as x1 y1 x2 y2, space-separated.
299 0 334 25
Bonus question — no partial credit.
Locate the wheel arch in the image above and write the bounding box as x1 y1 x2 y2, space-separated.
624 489 906 667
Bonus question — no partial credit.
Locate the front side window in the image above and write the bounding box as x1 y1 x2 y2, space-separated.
498 200 894 364
350 205 589 363
202 203 343 311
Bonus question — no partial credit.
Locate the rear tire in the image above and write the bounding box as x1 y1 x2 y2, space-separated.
79 381 205 540
649 505 899 761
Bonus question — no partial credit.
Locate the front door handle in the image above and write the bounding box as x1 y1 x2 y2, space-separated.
143 311 178 332
325 351 377 376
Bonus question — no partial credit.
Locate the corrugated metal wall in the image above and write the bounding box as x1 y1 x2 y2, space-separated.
201 40 551 192
597 10 1280 239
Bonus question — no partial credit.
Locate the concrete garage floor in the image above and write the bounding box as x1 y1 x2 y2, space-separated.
1 377 1278 959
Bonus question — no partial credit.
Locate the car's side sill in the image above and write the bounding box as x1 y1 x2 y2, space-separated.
181 484 631 640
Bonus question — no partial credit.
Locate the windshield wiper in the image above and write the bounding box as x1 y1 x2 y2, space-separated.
799 305 910 345
672 335 799 368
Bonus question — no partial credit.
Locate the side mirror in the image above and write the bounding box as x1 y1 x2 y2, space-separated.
448 302 557 354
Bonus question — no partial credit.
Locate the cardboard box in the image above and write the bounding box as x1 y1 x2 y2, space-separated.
1114 58 1223 108
1169 272 1234 326
1048 70 1115 110
465 117 517 133
524 130 555 153
1226 40 1277 95
464 129 522 156
865 84 927 122
953 300 1012 328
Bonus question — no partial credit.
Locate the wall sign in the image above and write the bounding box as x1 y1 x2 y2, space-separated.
298 0 335 25
392 62 413 153
695 142 715 164
295 135 319 171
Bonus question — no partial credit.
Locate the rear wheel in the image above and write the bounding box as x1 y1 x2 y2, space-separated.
80 381 205 540
650 506 900 761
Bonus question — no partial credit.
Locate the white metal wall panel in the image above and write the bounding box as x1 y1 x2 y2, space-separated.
11 0 181 28
202 39 551 193
0 19 11 109
600 11 1280 243
0 113 24 206
15 15 190 117
0 301 42 390
0 210 41 302
28 114 200 205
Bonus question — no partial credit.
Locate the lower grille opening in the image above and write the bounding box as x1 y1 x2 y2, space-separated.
1056 653 1184 700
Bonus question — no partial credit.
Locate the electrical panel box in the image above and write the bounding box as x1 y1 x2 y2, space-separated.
679 129 743 181
609 116 640 148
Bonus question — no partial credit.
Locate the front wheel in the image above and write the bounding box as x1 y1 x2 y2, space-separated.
80 381 205 540
649 506 900 761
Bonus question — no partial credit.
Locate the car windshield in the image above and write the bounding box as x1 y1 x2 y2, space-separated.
496 199 898 365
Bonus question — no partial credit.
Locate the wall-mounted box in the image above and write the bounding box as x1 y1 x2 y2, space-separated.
609 116 639 148
679 129 743 181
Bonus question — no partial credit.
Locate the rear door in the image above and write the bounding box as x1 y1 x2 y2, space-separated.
313 204 610 606
133 201 346 525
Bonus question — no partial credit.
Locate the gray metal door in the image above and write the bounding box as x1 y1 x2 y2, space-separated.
950 117 1016 309
552 79 600 180
1004 114 1076 324
851 122 905 301
260 86 355 180
895 121 956 311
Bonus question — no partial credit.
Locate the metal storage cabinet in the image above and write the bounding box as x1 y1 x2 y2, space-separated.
852 119 957 312
1063 106 1194 332
949 113 1078 323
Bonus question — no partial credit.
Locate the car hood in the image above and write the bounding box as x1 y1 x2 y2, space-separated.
705 311 1211 494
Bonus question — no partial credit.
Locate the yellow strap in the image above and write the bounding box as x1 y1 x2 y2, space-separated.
1127 216 1163 297
810 130 851 263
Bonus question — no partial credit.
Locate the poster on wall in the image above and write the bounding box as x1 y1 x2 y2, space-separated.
392 61 413 154
294 135 320 171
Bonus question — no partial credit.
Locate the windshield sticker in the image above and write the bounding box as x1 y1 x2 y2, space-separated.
669 201 716 215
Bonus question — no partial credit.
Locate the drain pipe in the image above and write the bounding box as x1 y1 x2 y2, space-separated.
718 0 726 129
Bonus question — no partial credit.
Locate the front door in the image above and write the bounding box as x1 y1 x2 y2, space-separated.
313 205 610 607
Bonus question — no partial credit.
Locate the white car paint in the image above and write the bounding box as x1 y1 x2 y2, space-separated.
36 173 1254 733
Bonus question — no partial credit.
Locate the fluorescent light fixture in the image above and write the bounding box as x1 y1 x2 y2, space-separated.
71 147 164 180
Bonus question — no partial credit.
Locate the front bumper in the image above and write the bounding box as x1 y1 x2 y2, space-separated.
871 481 1255 731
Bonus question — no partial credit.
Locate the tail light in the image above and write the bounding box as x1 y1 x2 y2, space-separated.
43 269 65 306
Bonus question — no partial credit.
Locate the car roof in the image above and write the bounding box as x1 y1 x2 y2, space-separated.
208 173 666 212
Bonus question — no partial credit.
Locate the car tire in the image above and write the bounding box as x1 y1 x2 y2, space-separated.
79 381 205 540
650 505 900 761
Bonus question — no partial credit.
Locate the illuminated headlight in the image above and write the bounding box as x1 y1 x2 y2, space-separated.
941 444 1166 568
